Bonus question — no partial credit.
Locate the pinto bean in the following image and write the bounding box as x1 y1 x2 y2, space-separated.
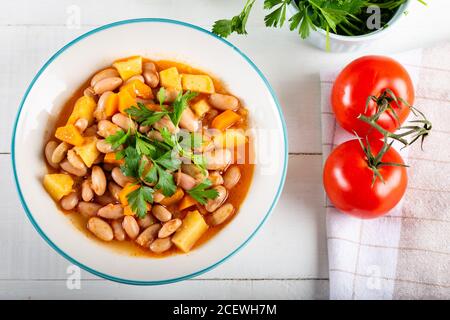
74 118 88 132
112 113 136 131
111 219 126 241
153 115 178 134
97 120 121 138
45 141 59 168
91 166 107 196
160 87 179 103
150 237 173 253
60 159 87 177
51 142 70 164
87 217 113 241
205 186 228 212
108 181 122 201
95 193 116 206
67 149 87 171
81 179 94 202
125 75 145 84
204 149 232 171
136 223 161 247
139 124 151 134
94 91 113 121
179 107 199 132
174 172 197 191
93 77 122 95
90 68 120 87
84 125 98 137
152 205 172 222
147 130 163 141
111 167 135 187
206 203 235 226
153 190 165 203
209 93 239 111
143 62 159 88
122 216 140 239
158 219 182 238
181 164 208 181
96 139 115 153
223 166 241 189
83 87 95 98
77 202 102 218
138 214 156 229
60 192 79 210
98 204 123 219
209 171 224 186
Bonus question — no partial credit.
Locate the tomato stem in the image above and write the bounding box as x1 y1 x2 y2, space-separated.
358 89 432 149
355 134 408 186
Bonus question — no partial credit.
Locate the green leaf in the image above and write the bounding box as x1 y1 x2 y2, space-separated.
120 146 140 178
187 179 219 205
154 165 177 196
105 129 129 150
212 0 256 38
135 135 156 156
264 0 290 28
154 151 181 171
144 165 158 184
157 87 166 106
126 102 167 126
169 91 198 127
212 19 233 38
127 185 154 218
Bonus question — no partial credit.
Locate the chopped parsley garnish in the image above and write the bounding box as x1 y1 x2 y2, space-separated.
127 185 154 218
103 87 217 217
187 179 219 205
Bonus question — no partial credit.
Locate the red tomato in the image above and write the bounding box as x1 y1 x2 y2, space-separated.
323 139 407 219
331 55 414 138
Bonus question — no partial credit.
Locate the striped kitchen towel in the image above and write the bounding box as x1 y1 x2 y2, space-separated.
320 45 450 299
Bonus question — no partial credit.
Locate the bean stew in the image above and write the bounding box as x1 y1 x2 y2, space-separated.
43 56 254 257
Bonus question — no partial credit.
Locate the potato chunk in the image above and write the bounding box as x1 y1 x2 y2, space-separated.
67 96 96 126
172 210 209 253
73 136 100 168
191 99 211 117
43 174 74 201
113 56 143 81
159 67 182 90
55 124 84 146
213 129 248 149
181 74 215 94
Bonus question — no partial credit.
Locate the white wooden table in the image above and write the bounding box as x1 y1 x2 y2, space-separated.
1 0 449 300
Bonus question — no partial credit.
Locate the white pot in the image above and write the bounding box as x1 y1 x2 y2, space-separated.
288 1 411 52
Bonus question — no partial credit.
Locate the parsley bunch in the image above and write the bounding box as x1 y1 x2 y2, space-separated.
105 88 219 218
212 0 426 49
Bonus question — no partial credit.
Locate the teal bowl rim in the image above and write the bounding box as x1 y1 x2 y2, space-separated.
10 18 289 286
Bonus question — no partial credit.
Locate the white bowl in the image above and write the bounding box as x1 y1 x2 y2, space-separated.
11 19 288 285
289 1 410 52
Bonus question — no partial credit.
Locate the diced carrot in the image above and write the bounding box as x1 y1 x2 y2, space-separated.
178 195 198 211
104 93 119 117
123 203 151 216
103 152 124 165
160 188 184 206
123 205 134 216
118 90 136 114
118 183 139 206
55 124 84 146
104 152 124 165
210 110 241 131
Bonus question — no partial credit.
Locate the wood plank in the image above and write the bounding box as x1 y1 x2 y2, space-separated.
0 153 328 280
0 279 328 300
